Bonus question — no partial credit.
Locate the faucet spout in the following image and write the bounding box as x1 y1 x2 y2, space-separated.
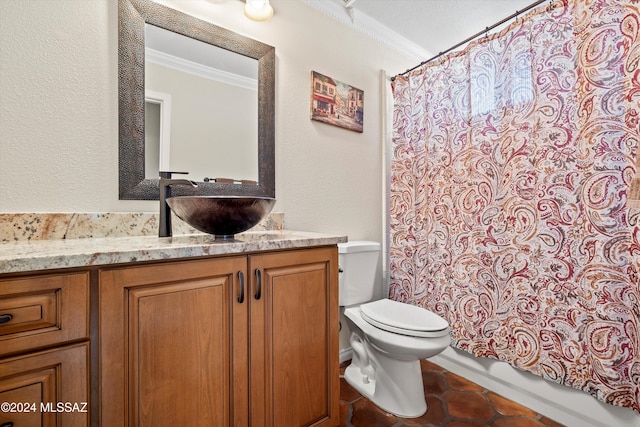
159 171 198 237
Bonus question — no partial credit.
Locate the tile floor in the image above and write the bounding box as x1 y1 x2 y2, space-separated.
339 360 566 427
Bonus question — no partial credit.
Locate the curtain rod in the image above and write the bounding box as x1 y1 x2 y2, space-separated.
391 0 550 82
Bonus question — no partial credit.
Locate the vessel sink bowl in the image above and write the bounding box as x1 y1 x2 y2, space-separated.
166 196 276 239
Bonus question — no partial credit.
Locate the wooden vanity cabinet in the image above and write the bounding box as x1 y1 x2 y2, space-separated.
0 272 91 427
99 246 339 427
248 248 339 426
99 256 246 427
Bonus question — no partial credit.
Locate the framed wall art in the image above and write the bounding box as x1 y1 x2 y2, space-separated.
310 71 363 133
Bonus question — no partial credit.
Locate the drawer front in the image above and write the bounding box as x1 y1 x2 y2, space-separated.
0 342 90 427
0 272 89 356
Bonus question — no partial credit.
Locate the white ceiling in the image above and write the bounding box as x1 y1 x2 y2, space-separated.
306 0 537 61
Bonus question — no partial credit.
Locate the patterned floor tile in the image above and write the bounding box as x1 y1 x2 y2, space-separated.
444 390 495 420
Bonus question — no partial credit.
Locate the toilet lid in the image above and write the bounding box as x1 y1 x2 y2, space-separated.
360 299 449 338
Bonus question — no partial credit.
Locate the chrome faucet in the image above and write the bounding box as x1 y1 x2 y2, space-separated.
159 171 198 237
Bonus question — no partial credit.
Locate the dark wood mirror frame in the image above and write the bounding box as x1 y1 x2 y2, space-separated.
119 0 275 200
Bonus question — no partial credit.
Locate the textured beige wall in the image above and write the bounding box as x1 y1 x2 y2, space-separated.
0 0 118 212
0 0 415 243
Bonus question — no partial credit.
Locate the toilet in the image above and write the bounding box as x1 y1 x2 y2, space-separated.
339 241 450 418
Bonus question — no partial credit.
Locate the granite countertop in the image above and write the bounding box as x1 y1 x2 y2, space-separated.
0 230 348 274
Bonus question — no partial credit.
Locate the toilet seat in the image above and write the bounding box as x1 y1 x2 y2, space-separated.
360 299 449 338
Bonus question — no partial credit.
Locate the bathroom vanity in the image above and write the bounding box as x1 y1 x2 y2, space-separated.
0 230 345 426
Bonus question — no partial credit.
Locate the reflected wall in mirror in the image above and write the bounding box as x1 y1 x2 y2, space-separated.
119 0 275 200
144 90 170 179
145 24 258 183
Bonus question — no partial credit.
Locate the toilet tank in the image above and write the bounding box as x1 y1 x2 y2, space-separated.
338 241 381 306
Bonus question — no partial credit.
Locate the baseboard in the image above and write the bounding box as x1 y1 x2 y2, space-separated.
430 348 638 427
339 347 353 364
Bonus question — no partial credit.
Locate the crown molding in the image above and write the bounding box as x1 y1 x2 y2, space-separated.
302 0 431 62
145 48 258 91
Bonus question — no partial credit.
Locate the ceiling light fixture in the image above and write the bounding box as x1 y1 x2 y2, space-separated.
244 0 274 22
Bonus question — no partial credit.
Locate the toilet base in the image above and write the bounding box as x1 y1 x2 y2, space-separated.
344 353 427 418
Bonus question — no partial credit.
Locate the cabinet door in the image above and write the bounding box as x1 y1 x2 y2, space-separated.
0 343 89 427
249 247 339 427
99 257 248 427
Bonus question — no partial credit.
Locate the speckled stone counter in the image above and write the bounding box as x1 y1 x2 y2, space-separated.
0 230 348 274
0 212 285 242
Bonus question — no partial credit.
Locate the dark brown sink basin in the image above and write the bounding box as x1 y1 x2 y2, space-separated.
166 196 276 239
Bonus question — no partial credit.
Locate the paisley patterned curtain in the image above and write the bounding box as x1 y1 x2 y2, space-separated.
390 0 640 413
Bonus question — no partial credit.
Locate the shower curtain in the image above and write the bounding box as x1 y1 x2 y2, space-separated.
389 0 640 413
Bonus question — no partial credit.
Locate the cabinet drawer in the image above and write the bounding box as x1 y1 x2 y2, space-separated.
0 342 89 427
0 272 89 356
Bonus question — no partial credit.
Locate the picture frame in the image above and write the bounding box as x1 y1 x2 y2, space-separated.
310 71 364 133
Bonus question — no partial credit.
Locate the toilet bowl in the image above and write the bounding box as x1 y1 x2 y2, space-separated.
343 298 450 417
338 241 451 417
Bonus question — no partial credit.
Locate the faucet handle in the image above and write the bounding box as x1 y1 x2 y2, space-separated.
159 171 189 179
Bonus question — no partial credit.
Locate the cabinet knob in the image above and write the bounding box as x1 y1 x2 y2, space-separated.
254 269 262 300
237 271 245 304
0 314 13 324
1 422 15 427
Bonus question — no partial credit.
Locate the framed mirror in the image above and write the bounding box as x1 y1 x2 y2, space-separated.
119 0 275 200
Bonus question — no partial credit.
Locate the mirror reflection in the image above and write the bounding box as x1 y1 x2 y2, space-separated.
144 24 258 183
